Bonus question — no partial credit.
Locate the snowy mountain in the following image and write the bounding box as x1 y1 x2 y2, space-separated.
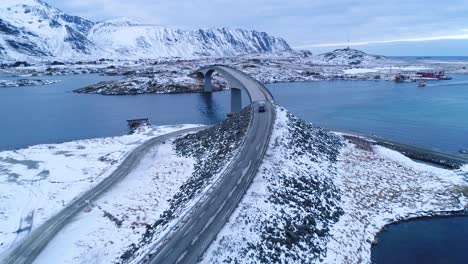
0 0 97 61
89 18 291 58
0 0 291 61
314 48 387 65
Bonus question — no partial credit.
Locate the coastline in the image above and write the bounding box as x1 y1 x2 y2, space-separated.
335 131 468 169
338 130 468 261
370 211 468 263
2 51 467 96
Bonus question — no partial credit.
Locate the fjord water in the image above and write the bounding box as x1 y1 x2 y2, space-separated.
371 216 468 264
1 73 468 152
269 74 468 152
0 73 247 150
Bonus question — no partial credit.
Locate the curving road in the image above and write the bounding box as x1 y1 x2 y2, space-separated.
0 127 206 264
147 66 275 264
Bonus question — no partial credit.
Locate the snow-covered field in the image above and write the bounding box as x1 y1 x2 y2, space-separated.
0 108 252 264
325 144 467 263
34 138 196 264
0 125 199 256
202 106 468 264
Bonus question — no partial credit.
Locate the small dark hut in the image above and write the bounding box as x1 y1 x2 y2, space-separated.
127 118 149 133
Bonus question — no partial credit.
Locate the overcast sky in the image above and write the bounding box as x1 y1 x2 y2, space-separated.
47 0 468 55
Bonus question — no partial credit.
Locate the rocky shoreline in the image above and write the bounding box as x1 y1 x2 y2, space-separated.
73 77 225 95
0 78 60 87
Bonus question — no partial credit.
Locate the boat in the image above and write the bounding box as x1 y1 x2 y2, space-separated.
418 81 427 87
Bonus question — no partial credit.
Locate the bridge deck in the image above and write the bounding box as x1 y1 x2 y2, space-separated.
147 66 275 264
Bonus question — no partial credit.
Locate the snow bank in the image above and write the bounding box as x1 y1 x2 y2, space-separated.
0 125 199 256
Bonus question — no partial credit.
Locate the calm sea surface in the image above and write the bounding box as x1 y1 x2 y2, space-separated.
371 217 468 264
0 73 247 150
269 74 468 152
1 73 467 152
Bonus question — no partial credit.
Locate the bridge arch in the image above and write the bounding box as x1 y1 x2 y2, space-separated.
197 66 260 113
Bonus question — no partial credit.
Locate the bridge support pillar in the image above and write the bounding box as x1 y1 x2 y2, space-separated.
204 73 213 92
230 88 242 113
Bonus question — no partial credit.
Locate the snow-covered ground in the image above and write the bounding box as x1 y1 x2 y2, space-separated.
0 124 199 256
343 68 379 74
1 98 467 264
202 106 468 264
62 56 462 95
0 108 252 264
324 144 467 263
34 138 196 264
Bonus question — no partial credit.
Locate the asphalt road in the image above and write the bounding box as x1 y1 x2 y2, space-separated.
0 127 206 264
147 66 275 264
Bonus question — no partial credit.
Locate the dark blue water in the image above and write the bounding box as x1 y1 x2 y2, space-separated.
2 73 468 152
372 216 468 264
0 74 248 150
269 74 468 152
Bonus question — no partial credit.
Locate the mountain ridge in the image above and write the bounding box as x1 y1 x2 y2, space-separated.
0 0 291 61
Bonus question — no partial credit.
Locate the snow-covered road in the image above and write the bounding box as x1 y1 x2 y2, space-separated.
0 125 204 264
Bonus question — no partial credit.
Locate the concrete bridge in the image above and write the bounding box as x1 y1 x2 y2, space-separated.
146 66 275 264
197 65 273 112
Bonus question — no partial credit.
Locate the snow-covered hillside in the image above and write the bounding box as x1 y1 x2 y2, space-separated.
0 0 97 61
0 0 291 61
202 107 468 264
89 18 291 58
314 48 388 65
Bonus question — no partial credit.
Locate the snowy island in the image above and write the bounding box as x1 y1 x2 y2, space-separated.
3 48 467 95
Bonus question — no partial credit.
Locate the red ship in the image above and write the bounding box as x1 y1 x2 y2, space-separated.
415 70 451 80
